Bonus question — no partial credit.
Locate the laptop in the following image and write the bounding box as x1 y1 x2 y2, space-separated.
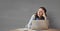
31 20 49 30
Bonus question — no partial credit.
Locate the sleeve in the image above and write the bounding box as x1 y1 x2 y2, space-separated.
27 14 35 29
45 17 49 27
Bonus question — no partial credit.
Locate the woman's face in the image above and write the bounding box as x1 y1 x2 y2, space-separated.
37 8 44 17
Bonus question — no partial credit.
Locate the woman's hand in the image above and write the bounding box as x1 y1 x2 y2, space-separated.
42 11 46 17
42 11 47 20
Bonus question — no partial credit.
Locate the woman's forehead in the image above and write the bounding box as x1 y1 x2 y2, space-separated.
39 8 44 11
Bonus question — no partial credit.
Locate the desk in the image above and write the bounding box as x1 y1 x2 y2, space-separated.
10 28 60 31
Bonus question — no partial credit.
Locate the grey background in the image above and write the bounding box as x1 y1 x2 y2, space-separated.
0 0 60 31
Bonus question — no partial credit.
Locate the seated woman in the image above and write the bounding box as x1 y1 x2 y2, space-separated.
27 7 49 29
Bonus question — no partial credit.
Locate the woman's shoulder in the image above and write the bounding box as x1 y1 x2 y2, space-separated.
30 14 36 18
32 14 36 17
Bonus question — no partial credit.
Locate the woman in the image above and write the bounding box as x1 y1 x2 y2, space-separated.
27 7 48 29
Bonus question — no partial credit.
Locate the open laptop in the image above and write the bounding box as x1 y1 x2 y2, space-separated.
31 20 49 30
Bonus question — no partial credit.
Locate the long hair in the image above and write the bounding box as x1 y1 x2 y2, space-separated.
35 7 47 20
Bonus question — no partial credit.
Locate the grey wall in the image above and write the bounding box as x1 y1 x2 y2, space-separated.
0 0 60 31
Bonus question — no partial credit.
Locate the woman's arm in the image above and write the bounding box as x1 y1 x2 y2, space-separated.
42 13 49 27
27 14 35 29
44 16 49 27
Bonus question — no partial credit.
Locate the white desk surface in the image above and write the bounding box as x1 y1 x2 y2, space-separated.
10 28 60 31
